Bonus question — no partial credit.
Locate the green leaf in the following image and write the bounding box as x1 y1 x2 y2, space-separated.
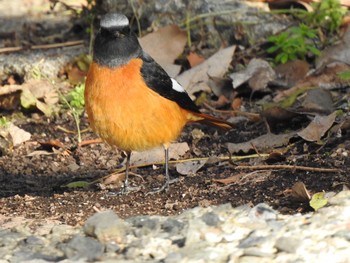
20 88 37 109
310 192 328 211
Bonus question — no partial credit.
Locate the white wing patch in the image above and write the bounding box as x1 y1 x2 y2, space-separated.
171 78 185 93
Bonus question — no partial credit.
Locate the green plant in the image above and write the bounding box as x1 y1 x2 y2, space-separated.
268 0 346 64
267 24 320 64
308 0 347 33
58 82 85 143
337 70 350 80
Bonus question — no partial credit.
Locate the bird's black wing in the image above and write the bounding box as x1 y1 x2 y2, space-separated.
139 52 200 113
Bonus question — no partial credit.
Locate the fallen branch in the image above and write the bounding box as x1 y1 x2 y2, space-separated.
0 40 84 54
234 164 339 173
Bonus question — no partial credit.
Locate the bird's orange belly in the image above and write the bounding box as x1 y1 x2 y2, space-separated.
85 61 189 152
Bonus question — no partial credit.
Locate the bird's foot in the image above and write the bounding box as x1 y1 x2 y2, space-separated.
146 178 178 196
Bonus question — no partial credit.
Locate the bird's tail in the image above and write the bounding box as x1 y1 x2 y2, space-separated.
190 112 234 130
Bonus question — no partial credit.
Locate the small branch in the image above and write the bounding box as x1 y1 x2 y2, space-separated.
0 40 84 54
78 138 103 147
235 165 339 173
112 154 269 174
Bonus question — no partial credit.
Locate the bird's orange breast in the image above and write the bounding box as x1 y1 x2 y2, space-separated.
85 59 190 151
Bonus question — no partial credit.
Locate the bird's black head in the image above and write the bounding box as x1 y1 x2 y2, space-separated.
93 13 142 68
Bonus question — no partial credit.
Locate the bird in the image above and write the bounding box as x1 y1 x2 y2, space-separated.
85 13 234 194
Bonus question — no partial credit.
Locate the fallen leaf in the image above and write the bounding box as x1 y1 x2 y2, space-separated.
27 150 55 157
230 58 276 90
102 173 125 186
297 111 337 142
207 76 234 100
20 88 37 109
297 88 334 115
176 159 206 175
0 90 21 110
261 106 300 128
139 25 187 77
130 142 190 166
176 46 236 96
187 51 205 67
39 139 65 150
7 124 31 147
291 181 311 201
274 60 310 87
316 25 350 70
212 173 245 185
310 192 328 211
227 131 296 154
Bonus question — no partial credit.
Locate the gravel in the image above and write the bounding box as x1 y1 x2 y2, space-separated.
0 191 349 262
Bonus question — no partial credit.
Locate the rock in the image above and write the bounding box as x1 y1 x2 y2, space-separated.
275 236 301 253
95 0 289 50
84 210 129 244
61 235 104 261
201 211 220 226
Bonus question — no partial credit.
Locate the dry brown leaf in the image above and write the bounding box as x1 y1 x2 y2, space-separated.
0 90 21 110
139 25 187 77
187 52 205 67
230 58 276 91
130 142 189 167
227 131 296 154
212 173 245 185
102 173 125 186
6 124 31 147
176 46 236 97
274 60 310 87
298 88 334 115
176 159 206 175
297 111 337 142
207 76 234 100
316 26 350 69
291 181 311 201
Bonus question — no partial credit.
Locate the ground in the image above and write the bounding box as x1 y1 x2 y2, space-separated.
0 110 348 226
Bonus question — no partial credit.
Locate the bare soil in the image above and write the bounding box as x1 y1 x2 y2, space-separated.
1 111 348 226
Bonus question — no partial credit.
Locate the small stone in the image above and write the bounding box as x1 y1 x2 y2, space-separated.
162 218 185 234
164 252 183 263
275 236 301 253
50 224 81 243
333 230 350 241
62 235 104 261
243 247 276 258
239 256 273 263
127 216 160 237
201 212 220 226
248 204 277 222
84 210 129 243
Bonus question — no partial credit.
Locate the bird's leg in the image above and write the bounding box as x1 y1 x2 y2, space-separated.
123 151 131 192
107 151 141 196
147 145 173 195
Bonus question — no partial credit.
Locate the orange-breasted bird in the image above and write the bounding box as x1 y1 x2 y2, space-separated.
85 13 234 194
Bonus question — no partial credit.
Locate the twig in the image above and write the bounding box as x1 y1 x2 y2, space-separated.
0 40 84 54
78 138 103 147
130 0 142 37
202 102 261 122
234 165 339 173
112 154 269 174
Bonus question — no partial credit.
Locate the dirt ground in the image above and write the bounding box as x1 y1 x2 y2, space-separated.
0 110 349 226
